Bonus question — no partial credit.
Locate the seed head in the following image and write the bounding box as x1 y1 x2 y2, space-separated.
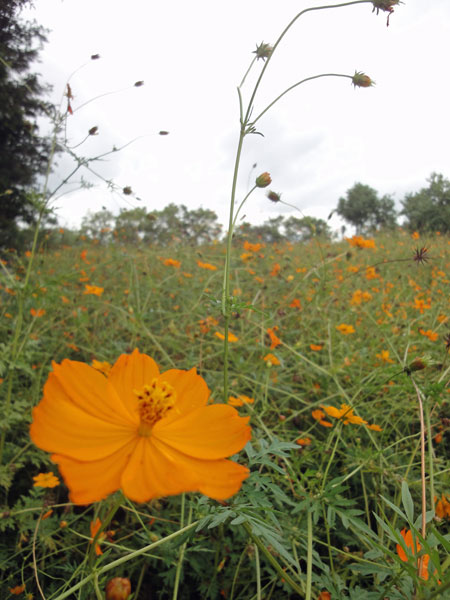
105 577 131 600
122 186 133 195
253 42 273 61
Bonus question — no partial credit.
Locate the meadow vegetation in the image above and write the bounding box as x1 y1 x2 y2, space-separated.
0 1 449 599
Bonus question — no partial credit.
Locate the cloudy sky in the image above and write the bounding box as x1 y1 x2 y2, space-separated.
23 0 450 231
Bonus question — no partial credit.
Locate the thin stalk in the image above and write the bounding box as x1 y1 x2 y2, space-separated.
173 494 192 600
254 542 262 600
253 73 353 125
305 508 313 600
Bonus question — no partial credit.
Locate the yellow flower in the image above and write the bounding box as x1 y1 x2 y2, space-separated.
30 350 251 504
321 404 367 426
33 472 60 488
376 350 394 363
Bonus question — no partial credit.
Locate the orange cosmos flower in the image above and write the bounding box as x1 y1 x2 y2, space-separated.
267 326 281 349
215 331 238 342
317 592 331 600
197 260 217 271
346 235 376 249
263 353 280 366
336 324 355 335
396 528 432 580
30 349 251 504
33 472 60 488
243 241 262 253
289 298 301 309
83 285 104 296
270 263 281 277
228 395 255 407
296 437 312 446
435 494 450 520
376 350 394 363
163 258 181 268
30 308 45 318
419 328 439 342
311 408 333 428
310 344 323 351
9 584 26 595
90 517 106 555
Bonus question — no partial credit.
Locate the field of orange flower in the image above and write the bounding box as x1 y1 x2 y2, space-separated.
0 229 449 599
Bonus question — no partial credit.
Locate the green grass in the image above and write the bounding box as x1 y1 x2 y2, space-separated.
0 230 449 599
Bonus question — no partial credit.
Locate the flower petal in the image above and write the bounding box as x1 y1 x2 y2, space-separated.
121 437 249 502
158 368 210 420
30 379 137 461
108 349 160 416
47 360 135 425
52 437 138 504
154 404 251 459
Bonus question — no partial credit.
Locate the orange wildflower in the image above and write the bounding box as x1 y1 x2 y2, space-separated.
30 308 45 318
289 298 301 309
215 331 239 342
83 285 104 296
263 353 280 366
33 472 60 488
376 350 394 363
197 260 217 271
61 296 70 304
396 528 432 580
411 231 420 240
30 350 251 504
311 408 333 428
267 326 281 349
435 494 450 519
163 258 181 268
270 263 280 277
9 585 26 595
413 297 431 313
228 395 255 407
80 250 89 263
90 518 106 555
296 437 312 446
336 324 355 335
317 592 331 600
310 344 323 351
346 235 376 249
365 266 379 280
243 241 262 253
419 328 439 342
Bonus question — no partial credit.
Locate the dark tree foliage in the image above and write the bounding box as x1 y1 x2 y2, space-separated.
336 182 397 234
0 0 52 248
401 172 450 233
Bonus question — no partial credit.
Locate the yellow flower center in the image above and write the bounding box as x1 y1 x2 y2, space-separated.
134 379 177 436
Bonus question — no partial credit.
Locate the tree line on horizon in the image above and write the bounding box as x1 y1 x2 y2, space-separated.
1 0 449 250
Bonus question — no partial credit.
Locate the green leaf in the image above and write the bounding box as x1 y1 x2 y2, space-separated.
401 480 414 523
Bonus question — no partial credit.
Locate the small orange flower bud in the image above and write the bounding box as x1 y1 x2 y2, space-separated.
105 577 131 600
255 172 271 188
352 71 374 88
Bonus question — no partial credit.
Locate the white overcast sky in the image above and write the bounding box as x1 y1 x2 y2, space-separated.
23 0 450 231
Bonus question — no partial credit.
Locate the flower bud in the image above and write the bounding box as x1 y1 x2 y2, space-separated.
105 577 131 600
134 81 144 87
88 126 98 136
255 172 271 188
122 186 133 195
352 71 374 88
91 54 101 60
267 190 281 203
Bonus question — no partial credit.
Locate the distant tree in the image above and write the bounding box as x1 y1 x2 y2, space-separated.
80 209 115 243
0 0 53 248
179 206 222 245
283 216 331 242
336 183 397 233
401 173 450 233
235 216 285 244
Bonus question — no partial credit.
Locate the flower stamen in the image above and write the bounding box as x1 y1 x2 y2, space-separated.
134 379 177 435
